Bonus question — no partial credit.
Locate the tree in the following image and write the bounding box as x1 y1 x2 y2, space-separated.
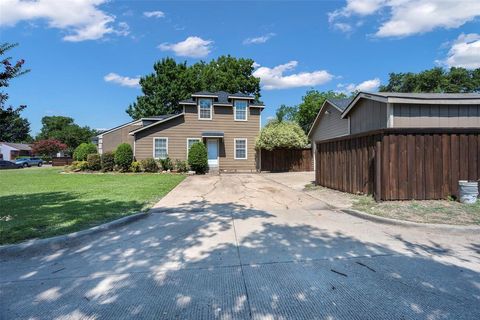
37 116 95 153
126 55 261 119
296 90 348 134
255 121 308 151
275 104 298 122
0 43 31 142
379 67 480 93
31 139 67 157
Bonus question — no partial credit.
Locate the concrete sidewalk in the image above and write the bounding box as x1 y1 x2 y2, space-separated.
1 174 479 319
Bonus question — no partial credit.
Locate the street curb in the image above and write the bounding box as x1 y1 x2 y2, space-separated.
0 212 150 258
341 209 480 235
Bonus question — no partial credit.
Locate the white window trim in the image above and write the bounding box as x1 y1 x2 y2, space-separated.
153 137 168 159
186 138 201 157
234 100 248 121
198 98 213 120
234 138 248 160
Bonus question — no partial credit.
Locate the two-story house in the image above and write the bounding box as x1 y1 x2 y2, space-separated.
97 91 265 172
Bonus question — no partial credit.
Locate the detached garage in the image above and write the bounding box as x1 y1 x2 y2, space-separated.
310 92 480 201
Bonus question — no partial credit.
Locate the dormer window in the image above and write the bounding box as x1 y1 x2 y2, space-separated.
234 100 248 121
198 98 212 120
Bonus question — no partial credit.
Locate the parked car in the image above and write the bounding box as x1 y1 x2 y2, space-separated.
0 160 23 169
15 157 43 168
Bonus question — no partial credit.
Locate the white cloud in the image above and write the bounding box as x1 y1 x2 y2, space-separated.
159 36 213 58
0 0 126 42
253 61 333 90
143 11 165 18
333 23 353 33
104 73 140 88
243 33 276 45
339 78 380 93
439 33 480 69
329 0 480 37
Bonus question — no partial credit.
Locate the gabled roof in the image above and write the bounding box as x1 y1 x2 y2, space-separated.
307 99 351 138
0 142 32 151
129 113 184 135
98 115 179 137
341 91 480 118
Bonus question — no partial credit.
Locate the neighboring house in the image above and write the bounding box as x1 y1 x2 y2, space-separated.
0 142 32 161
96 91 265 172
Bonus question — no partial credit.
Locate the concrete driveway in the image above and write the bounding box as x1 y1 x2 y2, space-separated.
1 173 479 319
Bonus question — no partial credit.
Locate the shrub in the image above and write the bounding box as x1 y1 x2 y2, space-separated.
160 156 174 171
72 160 88 171
188 142 208 174
130 161 141 173
114 143 133 171
140 158 159 173
87 154 101 171
73 143 97 161
101 151 115 171
175 159 188 173
255 121 308 151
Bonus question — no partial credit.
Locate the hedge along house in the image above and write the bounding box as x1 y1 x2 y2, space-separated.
96 91 265 172
309 92 480 201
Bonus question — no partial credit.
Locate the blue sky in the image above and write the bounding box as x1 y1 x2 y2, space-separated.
1 0 479 135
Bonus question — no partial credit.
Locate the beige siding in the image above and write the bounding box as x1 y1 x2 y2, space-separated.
310 103 349 142
134 105 261 171
350 98 388 134
101 122 141 153
393 103 480 127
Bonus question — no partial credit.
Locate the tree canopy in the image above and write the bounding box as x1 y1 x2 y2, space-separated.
379 67 480 93
256 121 308 150
0 43 31 142
37 116 96 153
126 55 261 119
275 90 348 134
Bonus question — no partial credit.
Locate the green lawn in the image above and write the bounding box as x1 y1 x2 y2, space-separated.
0 168 185 244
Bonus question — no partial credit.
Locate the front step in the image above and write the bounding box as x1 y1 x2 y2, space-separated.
208 166 219 175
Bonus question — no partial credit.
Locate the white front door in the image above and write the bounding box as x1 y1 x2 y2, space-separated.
207 139 219 167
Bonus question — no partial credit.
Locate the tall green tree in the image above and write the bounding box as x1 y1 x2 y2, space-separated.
379 67 480 93
296 90 348 134
126 55 260 119
37 116 95 153
275 104 298 123
0 43 31 142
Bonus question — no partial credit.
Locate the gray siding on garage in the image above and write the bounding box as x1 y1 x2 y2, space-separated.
349 98 388 134
310 103 349 142
393 103 480 127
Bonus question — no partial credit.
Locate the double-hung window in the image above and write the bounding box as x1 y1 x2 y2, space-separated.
154 138 168 159
187 138 201 156
234 138 247 160
234 100 248 121
198 98 212 120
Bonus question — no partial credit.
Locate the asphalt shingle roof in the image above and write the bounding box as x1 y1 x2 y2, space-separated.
327 98 353 111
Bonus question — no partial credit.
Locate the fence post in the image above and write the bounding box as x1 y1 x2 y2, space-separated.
375 139 382 201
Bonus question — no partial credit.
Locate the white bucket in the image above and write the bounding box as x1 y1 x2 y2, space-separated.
458 180 479 204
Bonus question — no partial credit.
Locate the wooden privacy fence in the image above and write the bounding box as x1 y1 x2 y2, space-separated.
52 157 73 166
316 128 480 201
261 148 313 172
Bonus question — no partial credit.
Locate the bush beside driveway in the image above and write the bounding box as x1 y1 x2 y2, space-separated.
0 167 185 244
